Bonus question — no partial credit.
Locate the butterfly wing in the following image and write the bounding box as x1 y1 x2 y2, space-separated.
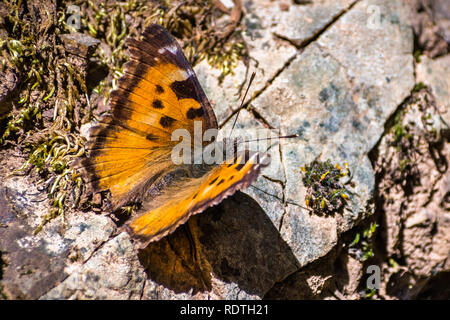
124 151 271 248
78 24 218 210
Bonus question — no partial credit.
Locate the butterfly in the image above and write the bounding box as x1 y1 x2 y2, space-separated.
78 24 270 248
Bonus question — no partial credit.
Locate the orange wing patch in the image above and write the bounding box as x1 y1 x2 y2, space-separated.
77 24 218 210
125 151 271 248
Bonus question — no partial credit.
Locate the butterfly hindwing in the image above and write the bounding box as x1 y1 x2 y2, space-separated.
125 151 271 248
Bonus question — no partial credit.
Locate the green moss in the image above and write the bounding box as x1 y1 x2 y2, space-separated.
412 82 425 93
301 160 349 215
388 258 399 268
76 0 247 85
365 288 377 299
413 49 422 63
1 1 90 231
349 222 378 262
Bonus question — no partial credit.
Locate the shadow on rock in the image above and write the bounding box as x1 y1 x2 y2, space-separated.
138 191 299 297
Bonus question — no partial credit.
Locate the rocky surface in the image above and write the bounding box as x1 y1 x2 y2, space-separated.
0 164 145 299
416 54 450 123
0 68 18 118
206 0 415 268
0 0 448 300
408 0 450 58
372 87 449 300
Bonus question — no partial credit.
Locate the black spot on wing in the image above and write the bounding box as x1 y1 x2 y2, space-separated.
152 100 164 109
156 85 164 93
146 133 158 141
160 116 176 128
209 177 218 185
186 107 204 119
170 77 200 101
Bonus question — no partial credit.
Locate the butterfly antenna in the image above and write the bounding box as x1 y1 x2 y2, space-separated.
229 71 256 137
244 134 299 143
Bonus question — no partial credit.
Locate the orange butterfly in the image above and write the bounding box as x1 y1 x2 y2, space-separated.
78 24 270 248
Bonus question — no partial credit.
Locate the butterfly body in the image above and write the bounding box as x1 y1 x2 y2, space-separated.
78 24 270 248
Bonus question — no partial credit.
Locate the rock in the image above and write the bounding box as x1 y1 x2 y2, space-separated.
247 0 414 266
265 247 339 299
0 186 68 299
0 68 18 117
60 33 101 60
41 233 146 300
408 0 450 58
195 0 357 124
416 54 450 124
271 0 356 46
0 175 116 299
373 88 450 299
0 153 142 299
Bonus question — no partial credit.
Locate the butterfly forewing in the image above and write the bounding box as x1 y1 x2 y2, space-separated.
79 24 217 209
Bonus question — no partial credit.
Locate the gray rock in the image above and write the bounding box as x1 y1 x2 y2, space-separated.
272 0 356 46
0 157 146 299
416 54 450 125
0 172 117 299
248 0 414 266
195 0 357 124
373 87 450 299
60 33 101 59
41 232 146 300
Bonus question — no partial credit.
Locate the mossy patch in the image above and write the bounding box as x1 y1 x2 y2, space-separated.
386 86 447 192
348 222 378 262
301 159 349 215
